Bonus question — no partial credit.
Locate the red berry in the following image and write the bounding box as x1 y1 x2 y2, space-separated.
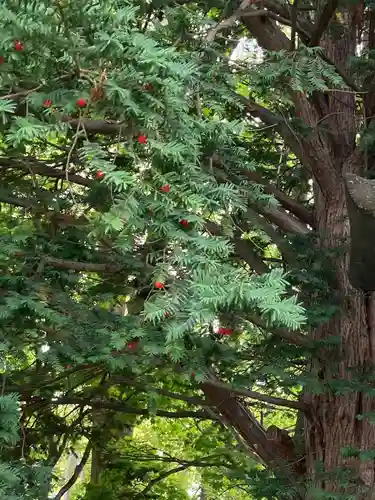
43 99 53 108
14 40 24 51
76 98 87 108
138 134 147 144
180 219 189 227
127 340 139 350
96 170 105 180
66 365 71 369
155 281 164 289
0 56 5 64
217 327 233 336
143 83 153 91
191 371 196 377
164 311 170 318
160 184 171 193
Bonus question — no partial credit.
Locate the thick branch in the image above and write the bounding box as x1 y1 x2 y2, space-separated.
207 5 310 43
242 98 310 167
310 0 338 46
207 0 250 42
248 313 308 346
44 256 121 273
245 208 298 264
62 117 128 135
200 381 279 464
244 170 314 228
0 158 91 187
257 203 310 235
262 0 313 40
241 5 290 52
344 173 375 292
205 380 305 411
206 221 269 274
29 166 91 187
15 253 121 273
200 379 304 477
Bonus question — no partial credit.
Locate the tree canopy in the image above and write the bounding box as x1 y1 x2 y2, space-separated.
1 0 375 498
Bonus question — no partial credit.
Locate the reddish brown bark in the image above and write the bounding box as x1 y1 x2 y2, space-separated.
200 2 375 497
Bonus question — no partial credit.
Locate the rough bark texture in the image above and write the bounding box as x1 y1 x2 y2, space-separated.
305 178 375 494
203 1 375 497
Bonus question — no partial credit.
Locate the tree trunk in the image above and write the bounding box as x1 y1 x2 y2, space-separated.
238 4 375 497
304 177 375 496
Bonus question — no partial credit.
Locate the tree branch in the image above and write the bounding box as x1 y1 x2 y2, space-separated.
200 381 278 464
207 0 250 42
241 5 290 52
344 173 375 292
27 165 91 187
108 376 209 406
43 256 121 273
257 202 310 235
205 380 305 411
200 379 305 478
210 154 314 227
62 117 128 135
134 465 188 498
15 253 122 273
309 0 338 47
53 442 92 500
205 221 269 274
242 97 307 165
52 398 217 420
247 313 309 346
207 4 310 43
243 170 315 227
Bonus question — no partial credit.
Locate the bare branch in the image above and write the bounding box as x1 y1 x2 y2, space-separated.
310 0 338 47
207 0 250 42
15 253 122 273
241 6 290 52
109 375 209 406
243 170 315 227
53 442 92 500
201 381 277 464
62 117 129 135
206 221 269 274
29 165 91 187
43 256 121 273
290 0 299 51
247 313 309 346
257 202 310 235
205 380 305 411
52 397 217 420
134 465 188 498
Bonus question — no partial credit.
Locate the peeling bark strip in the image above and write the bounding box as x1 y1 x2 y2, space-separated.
344 174 375 292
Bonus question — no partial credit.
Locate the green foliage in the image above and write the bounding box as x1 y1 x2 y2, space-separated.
0 0 349 498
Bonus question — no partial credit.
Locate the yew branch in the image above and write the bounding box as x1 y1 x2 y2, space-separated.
205 379 305 411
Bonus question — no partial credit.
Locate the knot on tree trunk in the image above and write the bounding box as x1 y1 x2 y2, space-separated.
344 173 375 292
